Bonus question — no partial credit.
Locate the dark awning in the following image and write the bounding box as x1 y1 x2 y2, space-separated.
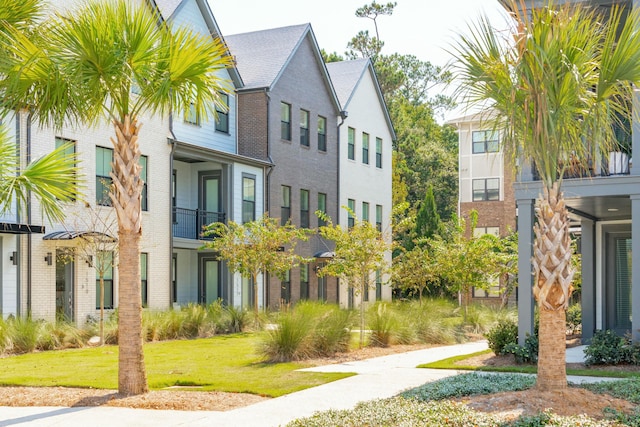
0 222 45 234
43 231 116 242
313 251 335 259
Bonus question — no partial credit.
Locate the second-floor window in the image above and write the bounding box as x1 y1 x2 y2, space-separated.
362 201 369 223
300 110 310 146
473 178 500 201
96 147 113 206
317 193 327 227
376 204 382 232
472 130 499 154
362 133 369 164
281 102 291 140
185 102 199 125
281 185 291 225
300 189 309 228
242 175 256 223
376 137 383 168
348 199 355 228
348 127 355 160
55 137 76 200
317 116 327 151
215 93 229 133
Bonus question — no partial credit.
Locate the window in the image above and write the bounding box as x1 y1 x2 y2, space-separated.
472 130 499 154
96 251 114 309
215 93 229 133
376 205 383 232
317 263 327 301
300 189 309 228
473 227 500 237
375 137 382 168
185 102 199 125
317 116 327 151
172 170 177 223
242 277 254 309
300 109 309 146
140 155 148 211
172 253 177 304
317 193 327 227
376 270 382 301
362 133 369 164
300 265 309 300
55 137 76 200
348 199 355 228
281 185 291 225
281 102 291 140
242 174 256 223
362 202 370 223
281 270 291 304
347 127 355 160
472 178 500 201
96 147 113 206
141 253 148 307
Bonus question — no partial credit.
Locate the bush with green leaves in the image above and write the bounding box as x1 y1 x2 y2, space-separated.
485 318 517 355
367 302 398 347
584 330 640 366
566 303 582 335
502 333 539 364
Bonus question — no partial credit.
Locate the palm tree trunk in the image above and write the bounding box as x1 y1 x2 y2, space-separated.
111 116 148 395
532 183 574 391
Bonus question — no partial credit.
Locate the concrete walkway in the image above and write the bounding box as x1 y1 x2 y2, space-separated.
0 342 610 427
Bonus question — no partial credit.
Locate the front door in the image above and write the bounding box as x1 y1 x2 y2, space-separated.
199 171 222 235
198 254 220 305
55 249 74 321
606 232 632 335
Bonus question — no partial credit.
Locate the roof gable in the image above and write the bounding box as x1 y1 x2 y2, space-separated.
326 59 396 140
225 24 340 111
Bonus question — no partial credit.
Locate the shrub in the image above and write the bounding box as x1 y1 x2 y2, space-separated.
262 310 313 362
566 304 582 335
222 305 249 334
485 318 517 355
8 317 42 354
584 330 639 366
180 303 208 338
502 333 539 364
311 307 351 356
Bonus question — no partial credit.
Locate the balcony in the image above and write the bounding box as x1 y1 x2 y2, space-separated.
529 151 631 182
172 207 225 240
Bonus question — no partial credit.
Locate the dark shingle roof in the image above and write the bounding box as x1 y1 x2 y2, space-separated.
225 24 310 89
325 59 369 108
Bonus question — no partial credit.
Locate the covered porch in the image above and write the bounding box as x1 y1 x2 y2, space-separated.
516 175 640 344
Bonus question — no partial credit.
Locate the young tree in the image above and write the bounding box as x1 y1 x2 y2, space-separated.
392 244 440 304
414 186 441 242
450 0 640 390
70 205 118 345
317 210 390 348
203 216 312 317
0 0 233 395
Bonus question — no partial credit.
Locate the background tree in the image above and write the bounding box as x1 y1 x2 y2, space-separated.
204 216 312 317
317 209 390 348
413 186 442 243
0 0 233 395
450 0 640 390
347 1 396 61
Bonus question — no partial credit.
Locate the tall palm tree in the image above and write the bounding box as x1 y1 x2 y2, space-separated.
450 0 640 391
0 0 232 395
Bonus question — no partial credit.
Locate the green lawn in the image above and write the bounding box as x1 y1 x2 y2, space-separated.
0 333 351 397
420 349 640 378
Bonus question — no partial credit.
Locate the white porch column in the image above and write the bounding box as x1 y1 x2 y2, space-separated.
517 198 535 345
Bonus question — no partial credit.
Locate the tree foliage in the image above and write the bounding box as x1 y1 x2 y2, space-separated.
204 216 312 316
392 244 440 303
317 209 390 348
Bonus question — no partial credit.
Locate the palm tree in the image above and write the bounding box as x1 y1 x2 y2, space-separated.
450 0 640 391
0 0 232 395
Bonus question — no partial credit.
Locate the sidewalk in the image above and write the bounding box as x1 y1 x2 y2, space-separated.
0 341 609 427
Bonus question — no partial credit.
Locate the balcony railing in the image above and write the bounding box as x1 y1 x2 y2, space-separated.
172 207 226 240
530 151 631 181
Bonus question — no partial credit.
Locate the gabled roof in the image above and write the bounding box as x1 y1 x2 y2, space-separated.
225 24 341 111
152 0 243 87
326 59 396 141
